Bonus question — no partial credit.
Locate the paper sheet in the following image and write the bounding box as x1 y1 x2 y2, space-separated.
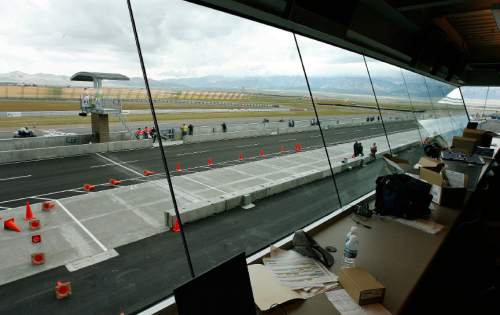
444 170 465 188
263 249 337 290
394 217 444 234
248 264 303 311
326 289 392 315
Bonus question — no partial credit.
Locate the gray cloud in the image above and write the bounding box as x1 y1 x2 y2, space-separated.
0 0 399 80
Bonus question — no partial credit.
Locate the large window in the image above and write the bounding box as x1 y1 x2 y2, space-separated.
0 1 471 314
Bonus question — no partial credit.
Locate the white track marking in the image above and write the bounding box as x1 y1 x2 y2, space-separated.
55 200 107 252
182 176 228 194
0 175 32 181
176 150 209 156
95 153 144 177
236 143 259 148
278 138 296 142
90 160 139 169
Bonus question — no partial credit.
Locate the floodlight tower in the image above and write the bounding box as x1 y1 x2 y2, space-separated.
71 72 129 142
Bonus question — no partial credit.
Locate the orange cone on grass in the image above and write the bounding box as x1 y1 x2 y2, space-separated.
25 201 35 221
4 218 21 232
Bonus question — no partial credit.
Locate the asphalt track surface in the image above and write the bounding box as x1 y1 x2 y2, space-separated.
0 120 416 209
0 121 421 314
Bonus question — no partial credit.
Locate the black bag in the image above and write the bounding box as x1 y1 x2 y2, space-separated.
292 230 334 267
375 174 432 220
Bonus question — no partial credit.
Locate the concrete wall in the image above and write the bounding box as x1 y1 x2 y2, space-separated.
183 118 416 144
165 139 421 228
0 139 152 164
0 131 131 151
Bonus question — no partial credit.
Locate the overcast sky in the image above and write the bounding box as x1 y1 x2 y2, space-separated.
0 0 405 79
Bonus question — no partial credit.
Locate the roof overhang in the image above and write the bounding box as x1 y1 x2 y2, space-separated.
187 0 500 86
70 72 130 82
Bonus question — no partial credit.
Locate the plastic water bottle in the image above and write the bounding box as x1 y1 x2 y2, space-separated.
343 234 359 268
345 226 358 243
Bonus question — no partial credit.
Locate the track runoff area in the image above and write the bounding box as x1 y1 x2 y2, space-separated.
0 120 418 306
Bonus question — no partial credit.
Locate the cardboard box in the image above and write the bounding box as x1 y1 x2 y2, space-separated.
418 156 444 171
383 154 413 174
338 268 385 305
462 128 494 147
426 169 468 207
451 136 476 155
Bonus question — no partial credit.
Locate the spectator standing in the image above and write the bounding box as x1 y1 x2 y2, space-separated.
180 124 187 138
370 142 377 158
353 141 359 157
135 128 143 140
188 124 194 135
358 142 364 157
222 122 227 133
151 127 157 143
144 126 150 139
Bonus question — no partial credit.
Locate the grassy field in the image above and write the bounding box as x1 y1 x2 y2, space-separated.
1 86 463 129
0 107 374 128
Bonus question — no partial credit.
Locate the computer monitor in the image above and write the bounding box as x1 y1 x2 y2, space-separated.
174 252 256 315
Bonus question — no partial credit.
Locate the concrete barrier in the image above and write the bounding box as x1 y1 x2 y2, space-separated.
0 139 152 164
165 136 421 228
183 119 416 144
0 131 132 151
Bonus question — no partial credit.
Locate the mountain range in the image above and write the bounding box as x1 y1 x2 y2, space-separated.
0 71 462 98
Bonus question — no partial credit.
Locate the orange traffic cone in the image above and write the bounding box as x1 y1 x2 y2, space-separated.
259 149 265 156
207 158 213 166
29 219 41 230
31 252 45 265
295 144 302 152
176 163 181 171
32 234 42 244
172 218 181 233
83 184 96 191
4 218 21 232
25 201 35 221
239 153 244 161
109 179 122 186
143 170 156 176
55 281 72 300
42 201 55 212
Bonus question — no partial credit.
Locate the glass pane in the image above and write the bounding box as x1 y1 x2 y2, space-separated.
424 77 468 144
364 58 424 165
295 36 392 205
0 1 191 314
461 86 490 121
134 0 340 283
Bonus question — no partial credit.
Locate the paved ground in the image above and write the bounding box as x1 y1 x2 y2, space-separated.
0 120 417 208
0 149 420 315
0 121 424 315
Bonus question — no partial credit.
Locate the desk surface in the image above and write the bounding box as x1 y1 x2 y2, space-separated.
310 159 490 314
